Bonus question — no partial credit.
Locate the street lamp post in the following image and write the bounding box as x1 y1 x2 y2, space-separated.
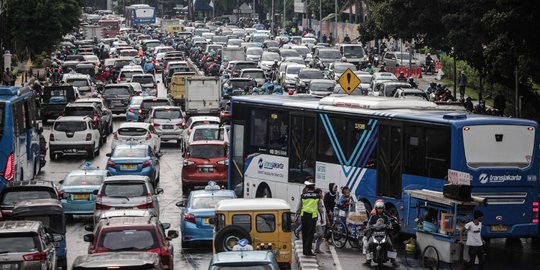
334 0 337 43
452 47 457 99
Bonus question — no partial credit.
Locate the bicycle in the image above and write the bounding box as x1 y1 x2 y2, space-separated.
330 207 366 249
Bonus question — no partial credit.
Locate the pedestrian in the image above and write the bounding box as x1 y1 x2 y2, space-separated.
464 97 474 112
459 71 467 100
2 68 13 86
322 34 328 44
10 68 17 86
494 94 506 116
296 177 325 256
343 34 351 43
323 183 338 239
313 188 326 254
329 33 334 46
460 210 485 270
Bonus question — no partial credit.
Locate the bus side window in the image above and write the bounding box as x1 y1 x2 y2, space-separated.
12 102 25 136
317 116 347 164
249 109 267 151
268 111 288 155
425 127 451 179
23 100 31 130
289 116 316 183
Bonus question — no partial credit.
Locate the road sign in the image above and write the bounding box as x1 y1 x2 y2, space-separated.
338 68 361 95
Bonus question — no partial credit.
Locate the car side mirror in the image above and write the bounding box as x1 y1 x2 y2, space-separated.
105 153 111 157
83 234 94 242
53 234 64 242
175 201 185 208
84 224 94 232
208 217 215 225
156 152 163 158
156 81 160 83
45 233 53 244
167 230 179 239
92 190 99 195
156 188 164 194
162 223 171 230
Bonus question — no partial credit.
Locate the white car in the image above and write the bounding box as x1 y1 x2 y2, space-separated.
187 124 220 145
49 116 101 160
148 106 185 145
117 65 144 83
181 116 221 151
111 122 161 153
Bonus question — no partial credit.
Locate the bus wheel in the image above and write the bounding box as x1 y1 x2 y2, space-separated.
256 184 272 198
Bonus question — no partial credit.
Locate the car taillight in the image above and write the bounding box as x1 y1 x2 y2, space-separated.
113 132 118 140
128 108 135 113
146 132 152 140
183 160 195 166
1 153 15 182
217 159 229 166
533 202 539 223
181 122 187 127
57 189 65 198
184 213 196 223
137 193 154 209
176 122 183 127
95 195 111 210
151 119 160 127
138 109 142 114
86 133 92 141
142 160 152 168
49 133 55 141
107 161 116 169
23 251 47 261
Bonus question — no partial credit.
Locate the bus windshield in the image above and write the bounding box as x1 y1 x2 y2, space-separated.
463 125 535 168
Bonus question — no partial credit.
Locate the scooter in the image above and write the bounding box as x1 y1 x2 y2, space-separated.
366 220 397 269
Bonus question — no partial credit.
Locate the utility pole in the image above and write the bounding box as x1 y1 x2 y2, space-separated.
271 0 275 35
319 0 322 41
515 66 519 117
334 0 337 43
452 47 457 98
283 0 286 29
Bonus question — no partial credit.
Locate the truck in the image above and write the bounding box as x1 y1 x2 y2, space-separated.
40 86 77 123
169 71 197 110
83 25 104 40
161 19 184 34
184 77 221 116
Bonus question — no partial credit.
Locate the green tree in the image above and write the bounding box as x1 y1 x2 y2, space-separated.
6 0 81 56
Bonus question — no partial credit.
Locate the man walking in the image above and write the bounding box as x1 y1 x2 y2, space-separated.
459 71 467 100
460 210 485 270
296 179 325 256
2 68 13 86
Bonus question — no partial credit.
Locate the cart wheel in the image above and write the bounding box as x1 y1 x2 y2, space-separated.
331 222 348 249
405 246 421 267
422 245 440 270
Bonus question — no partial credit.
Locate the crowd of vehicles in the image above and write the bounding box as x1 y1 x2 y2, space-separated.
0 5 538 270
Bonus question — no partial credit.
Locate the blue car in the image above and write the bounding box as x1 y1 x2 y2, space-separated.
126 96 144 121
58 164 108 217
105 144 160 187
176 182 236 248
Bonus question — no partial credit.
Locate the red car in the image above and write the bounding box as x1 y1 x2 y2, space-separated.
182 140 228 194
84 214 178 270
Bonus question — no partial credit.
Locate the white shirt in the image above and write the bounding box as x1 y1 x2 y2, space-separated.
464 221 483 246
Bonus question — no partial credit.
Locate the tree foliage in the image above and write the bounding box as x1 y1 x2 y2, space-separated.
361 0 540 118
6 0 81 55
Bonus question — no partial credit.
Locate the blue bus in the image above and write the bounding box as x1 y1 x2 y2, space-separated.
0 87 41 190
125 4 156 27
228 95 540 238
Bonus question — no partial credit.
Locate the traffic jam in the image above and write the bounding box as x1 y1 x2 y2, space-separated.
0 4 539 270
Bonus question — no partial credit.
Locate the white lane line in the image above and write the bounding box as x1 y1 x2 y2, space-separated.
328 244 343 270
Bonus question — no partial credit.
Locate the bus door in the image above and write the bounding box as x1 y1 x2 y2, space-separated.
289 114 316 203
377 122 403 199
230 122 245 197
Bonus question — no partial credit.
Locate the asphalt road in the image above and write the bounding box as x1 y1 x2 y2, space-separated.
36 74 215 270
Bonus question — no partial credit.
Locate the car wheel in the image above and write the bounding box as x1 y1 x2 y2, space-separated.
49 151 57 161
57 257 67 270
88 147 95 160
182 184 189 196
182 239 191 249
109 122 113 134
214 225 252 253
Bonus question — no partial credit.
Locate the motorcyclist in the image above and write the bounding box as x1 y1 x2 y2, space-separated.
364 64 375 74
426 82 437 94
365 201 397 266
143 59 154 73
397 70 407 82
425 53 434 72
341 57 348 63
408 77 418 88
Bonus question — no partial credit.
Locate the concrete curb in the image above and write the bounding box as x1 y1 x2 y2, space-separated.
293 240 320 270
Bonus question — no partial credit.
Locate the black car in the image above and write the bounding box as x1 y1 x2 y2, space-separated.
0 180 59 219
101 84 136 115
138 97 174 122
40 86 77 123
72 252 162 270
63 103 108 142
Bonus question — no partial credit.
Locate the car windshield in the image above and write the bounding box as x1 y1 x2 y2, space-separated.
261 53 280 61
229 80 253 89
335 64 356 73
104 87 130 95
358 75 373 83
233 63 257 71
280 50 300 58
103 182 147 197
67 79 89 87
395 53 412 60
131 98 143 105
64 107 94 117
191 196 232 209
65 174 104 186
113 148 148 158
114 60 132 68
311 82 336 92
293 47 310 55
213 36 228 43
120 71 142 79
100 229 158 251
1 191 55 205
144 42 161 49
0 235 37 253
286 66 303 75
154 109 182 119
189 145 225 159
319 50 341 59
242 71 265 79
131 77 154 84
246 48 262 55
141 101 170 109
54 121 87 132
299 70 324 79
118 127 148 136
211 266 272 270
192 128 220 141
343 46 365 57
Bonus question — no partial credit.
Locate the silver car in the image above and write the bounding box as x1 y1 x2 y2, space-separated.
0 221 57 270
148 106 185 145
94 176 163 224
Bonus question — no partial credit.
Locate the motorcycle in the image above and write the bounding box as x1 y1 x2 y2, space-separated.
366 220 397 269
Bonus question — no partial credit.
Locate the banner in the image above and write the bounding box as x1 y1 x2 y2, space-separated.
294 0 306 13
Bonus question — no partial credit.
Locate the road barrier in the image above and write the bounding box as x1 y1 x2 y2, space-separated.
383 66 423 79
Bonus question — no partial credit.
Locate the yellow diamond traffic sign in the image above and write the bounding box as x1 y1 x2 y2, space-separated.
338 68 361 95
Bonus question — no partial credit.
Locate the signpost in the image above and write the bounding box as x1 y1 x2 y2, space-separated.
338 68 361 95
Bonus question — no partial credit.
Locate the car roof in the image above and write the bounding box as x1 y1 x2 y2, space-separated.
240 68 264 72
5 180 55 189
64 74 90 79
191 189 235 198
310 79 336 84
105 83 132 88
212 251 274 264
118 122 151 129
75 98 103 103
105 175 150 182
99 209 155 219
192 124 220 130
216 198 290 211
188 140 226 146
65 103 97 108
189 116 220 121
55 116 91 122
151 106 182 110
0 220 42 233
112 144 151 152
68 168 108 176
132 74 154 78
142 97 170 101
73 252 160 268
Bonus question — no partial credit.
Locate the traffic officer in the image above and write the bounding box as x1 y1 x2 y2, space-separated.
296 177 325 256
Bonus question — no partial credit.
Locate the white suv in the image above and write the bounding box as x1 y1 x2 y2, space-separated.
49 116 101 160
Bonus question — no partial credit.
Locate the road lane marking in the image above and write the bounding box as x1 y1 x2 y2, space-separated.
328 244 343 270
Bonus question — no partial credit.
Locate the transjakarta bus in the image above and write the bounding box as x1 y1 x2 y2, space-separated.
228 95 540 238
0 87 41 190
125 4 156 27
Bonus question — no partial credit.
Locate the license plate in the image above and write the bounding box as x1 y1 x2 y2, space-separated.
122 164 137 169
204 218 209 224
163 125 174 129
491 225 508 232
63 149 76 153
0 263 19 270
198 167 214 173
73 194 90 200
387 251 397 259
